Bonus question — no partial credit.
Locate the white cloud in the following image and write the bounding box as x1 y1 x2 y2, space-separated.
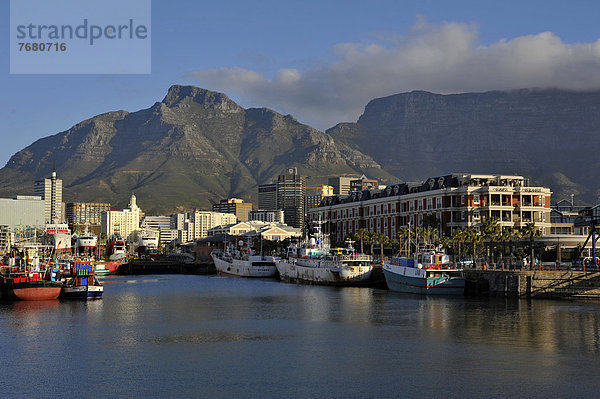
189 19 600 130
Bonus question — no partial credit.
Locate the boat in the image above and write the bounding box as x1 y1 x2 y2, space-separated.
96 259 122 275
382 249 465 295
136 230 159 257
43 223 72 254
75 232 97 256
211 247 278 278
61 261 103 300
0 269 63 301
275 220 373 286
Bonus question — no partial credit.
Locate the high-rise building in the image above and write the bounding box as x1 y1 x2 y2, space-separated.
258 168 306 228
34 170 63 223
328 176 356 196
258 183 278 211
277 168 305 228
212 198 253 222
66 202 111 236
101 194 141 240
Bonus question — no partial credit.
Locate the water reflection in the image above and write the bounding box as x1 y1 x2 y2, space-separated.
2 276 600 398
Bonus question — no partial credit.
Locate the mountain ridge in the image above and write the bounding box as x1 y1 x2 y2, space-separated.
0 85 390 214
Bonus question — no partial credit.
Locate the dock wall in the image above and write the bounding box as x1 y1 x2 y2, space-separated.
465 270 600 299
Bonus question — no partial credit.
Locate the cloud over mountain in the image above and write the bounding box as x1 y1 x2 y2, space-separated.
190 18 600 130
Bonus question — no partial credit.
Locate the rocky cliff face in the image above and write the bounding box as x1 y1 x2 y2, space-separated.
0 85 389 213
327 89 600 203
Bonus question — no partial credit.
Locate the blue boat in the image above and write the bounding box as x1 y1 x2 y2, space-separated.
61 261 103 300
383 251 465 295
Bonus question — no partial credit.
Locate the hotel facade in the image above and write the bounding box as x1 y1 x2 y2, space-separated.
308 174 552 244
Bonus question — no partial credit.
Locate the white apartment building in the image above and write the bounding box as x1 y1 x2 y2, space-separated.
174 210 237 243
101 194 141 240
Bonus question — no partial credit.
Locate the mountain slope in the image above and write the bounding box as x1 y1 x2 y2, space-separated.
327 89 600 204
0 85 390 214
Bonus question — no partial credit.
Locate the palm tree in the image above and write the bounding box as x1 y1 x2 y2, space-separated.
521 223 541 270
452 227 468 265
354 228 369 254
397 226 410 256
465 227 481 268
366 232 376 255
481 217 501 264
375 233 390 262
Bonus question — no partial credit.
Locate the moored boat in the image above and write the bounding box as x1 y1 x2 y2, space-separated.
275 219 373 286
275 246 373 286
61 261 103 299
0 270 63 301
211 249 278 278
382 250 465 295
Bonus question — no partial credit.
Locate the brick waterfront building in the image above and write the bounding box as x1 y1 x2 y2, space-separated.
308 174 552 243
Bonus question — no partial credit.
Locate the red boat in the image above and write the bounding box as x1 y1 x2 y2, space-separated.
0 271 63 301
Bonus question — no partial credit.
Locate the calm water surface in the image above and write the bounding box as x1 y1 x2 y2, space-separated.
1 274 599 398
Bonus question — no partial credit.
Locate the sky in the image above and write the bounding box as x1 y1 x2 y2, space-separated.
2 0 600 166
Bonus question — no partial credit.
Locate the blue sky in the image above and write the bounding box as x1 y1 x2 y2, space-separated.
2 0 600 166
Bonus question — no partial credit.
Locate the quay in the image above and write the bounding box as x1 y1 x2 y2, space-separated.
465 268 600 299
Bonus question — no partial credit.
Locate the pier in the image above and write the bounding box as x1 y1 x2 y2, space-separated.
465 269 600 298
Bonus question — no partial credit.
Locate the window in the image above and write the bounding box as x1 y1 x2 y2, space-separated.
473 210 480 221
473 194 480 205
461 195 465 205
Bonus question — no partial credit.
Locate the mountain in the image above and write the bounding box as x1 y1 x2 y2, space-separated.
327 89 600 204
0 85 391 214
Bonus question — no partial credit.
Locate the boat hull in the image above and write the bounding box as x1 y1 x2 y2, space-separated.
276 259 373 286
13 286 62 300
61 285 103 299
212 254 278 278
383 264 465 295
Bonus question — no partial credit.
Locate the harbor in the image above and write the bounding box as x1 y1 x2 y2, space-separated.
1 274 599 399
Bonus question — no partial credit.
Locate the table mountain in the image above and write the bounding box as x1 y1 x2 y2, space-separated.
327 89 600 204
0 85 390 214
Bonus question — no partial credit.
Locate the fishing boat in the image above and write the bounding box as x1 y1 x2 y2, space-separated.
61 261 103 300
275 220 373 286
0 270 63 301
211 247 278 278
382 249 465 295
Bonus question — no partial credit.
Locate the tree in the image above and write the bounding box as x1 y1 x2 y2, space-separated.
452 227 469 264
481 217 501 264
521 223 541 270
354 228 369 254
464 227 482 267
375 233 389 262
397 227 411 256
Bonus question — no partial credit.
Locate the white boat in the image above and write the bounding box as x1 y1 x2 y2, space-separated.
44 223 72 253
275 220 373 286
136 230 159 255
382 250 465 295
75 233 97 256
211 248 278 278
108 239 128 261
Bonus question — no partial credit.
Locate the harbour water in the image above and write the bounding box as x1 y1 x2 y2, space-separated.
1 274 599 398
